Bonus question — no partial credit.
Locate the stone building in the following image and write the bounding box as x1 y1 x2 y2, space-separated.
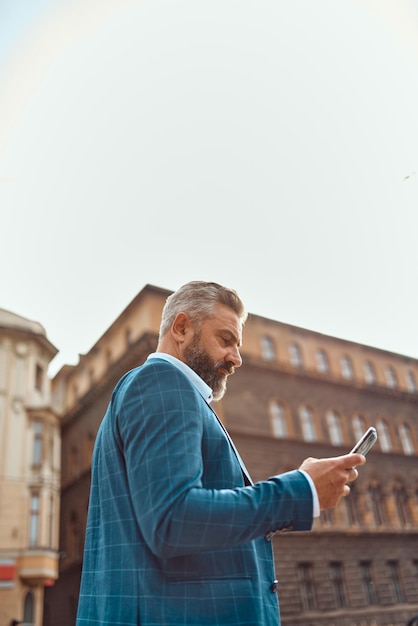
0 309 61 626
44 284 418 626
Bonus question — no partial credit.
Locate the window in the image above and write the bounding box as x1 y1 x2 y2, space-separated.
385 366 397 389
35 364 44 392
298 563 317 610
270 401 287 438
49 431 55 469
406 370 417 393
345 482 361 525
360 561 377 605
29 493 40 547
329 562 347 608
340 355 353 380
23 591 35 626
85 433 95 468
321 508 333 526
363 361 376 384
72 384 79 402
289 342 303 368
327 410 343 445
352 414 366 442
316 349 329 373
377 419 392 452
260 336 276 361
399 423 415 455
299 405 316 442
69 511 83 561
387 561 405 603
48 494 55 547
368 484 386 526
69 445 81 480
394 484 412 526
33 421 43 466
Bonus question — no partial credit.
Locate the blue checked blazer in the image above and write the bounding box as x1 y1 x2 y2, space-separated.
76 358 313 626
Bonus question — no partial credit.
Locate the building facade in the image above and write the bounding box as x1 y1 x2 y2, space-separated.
0 309 61 626
44 284 418 626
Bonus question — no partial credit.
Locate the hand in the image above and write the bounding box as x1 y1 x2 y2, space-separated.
299 453 366 510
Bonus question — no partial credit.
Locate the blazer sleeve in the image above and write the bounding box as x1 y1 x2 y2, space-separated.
114 361 313 559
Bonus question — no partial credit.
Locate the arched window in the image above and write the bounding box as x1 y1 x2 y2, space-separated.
340 355 353 380
385 366 397 389
270 401 287 438
68 511 83 562
406 370 417 393
35 363 44 392
327 410 343 445
368 484 386 526
289 343 303 368
260 336 276 361
316 349 329 373
344 482 361 525
48 429 55 469
299 405 317 442
33 420 43 466
69 445 81 480
393 484 412 526
48 494 54 548
363 361 376 384
84 433 95 469
377 419 392 452
23 591 35 626
352 415 366 442
72 383 79 402
398 423 415 455
29 493 40 547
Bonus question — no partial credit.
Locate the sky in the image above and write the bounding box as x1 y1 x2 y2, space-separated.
1 0 417 376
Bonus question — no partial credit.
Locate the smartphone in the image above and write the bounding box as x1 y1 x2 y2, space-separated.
350 426 378 456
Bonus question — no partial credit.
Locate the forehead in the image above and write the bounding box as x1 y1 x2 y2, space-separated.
202 303 243 341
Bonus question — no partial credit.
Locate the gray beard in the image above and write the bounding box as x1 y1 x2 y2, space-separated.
183 335 230 401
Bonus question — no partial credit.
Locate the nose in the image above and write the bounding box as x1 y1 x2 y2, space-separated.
229 345 242 369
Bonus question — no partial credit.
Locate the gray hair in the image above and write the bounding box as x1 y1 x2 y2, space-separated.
159 281 247 338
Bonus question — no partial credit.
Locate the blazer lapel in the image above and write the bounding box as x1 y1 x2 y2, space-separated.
208 405 253 486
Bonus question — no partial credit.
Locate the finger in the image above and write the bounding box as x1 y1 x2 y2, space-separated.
342 452 366 469
343 484 351 497
352 452 366 466
345 467 358 483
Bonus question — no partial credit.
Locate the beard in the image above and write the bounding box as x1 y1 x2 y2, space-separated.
183 333 234 401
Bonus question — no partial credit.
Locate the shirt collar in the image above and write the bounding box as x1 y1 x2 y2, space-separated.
147 352 214 403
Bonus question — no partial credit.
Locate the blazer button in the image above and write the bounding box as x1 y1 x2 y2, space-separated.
271 580 279 593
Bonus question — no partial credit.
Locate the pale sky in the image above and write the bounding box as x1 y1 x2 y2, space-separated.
1 0 417 376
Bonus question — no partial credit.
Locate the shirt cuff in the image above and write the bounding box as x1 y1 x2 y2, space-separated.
299 469 320 518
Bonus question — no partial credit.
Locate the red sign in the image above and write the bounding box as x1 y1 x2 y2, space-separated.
0 562 16 581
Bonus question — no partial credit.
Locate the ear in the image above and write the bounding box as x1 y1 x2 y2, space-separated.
171 312 193 344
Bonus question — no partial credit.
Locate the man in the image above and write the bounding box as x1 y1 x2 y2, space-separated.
76 281 365 626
